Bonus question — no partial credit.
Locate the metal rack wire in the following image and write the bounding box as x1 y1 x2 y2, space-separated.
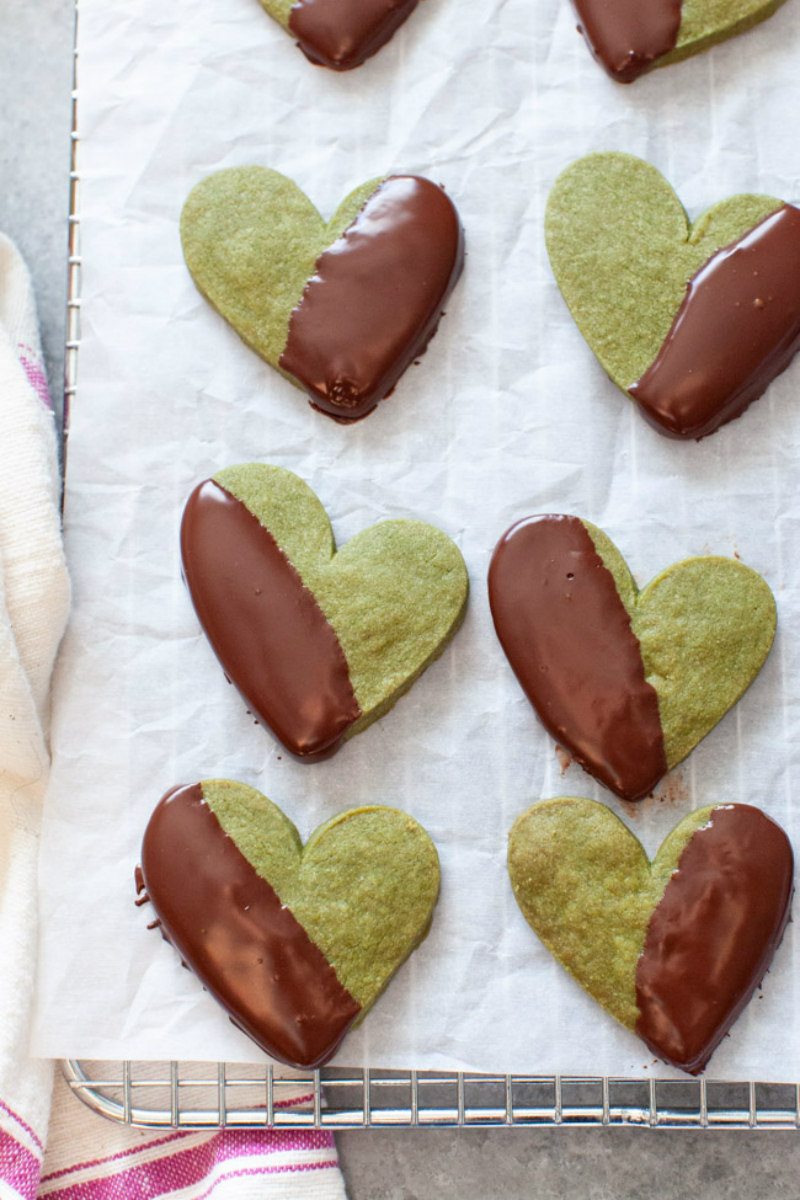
64 0 80 458
62 2 800 1134
63 1062 800 1130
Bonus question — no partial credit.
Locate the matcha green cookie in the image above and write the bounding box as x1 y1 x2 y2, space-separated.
139 780 440 1068
489 514 776 801
180 463 469 760
508 797 793 1074
181 167 464 422
258 0 421 71
546 153 800 439
572 0 787 82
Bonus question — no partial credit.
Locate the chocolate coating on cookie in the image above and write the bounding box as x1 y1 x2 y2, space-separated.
636 804 793 1075
140 784 361 1069
629 204 800 439
488 515 666 801
573 0 681 81
289 0 419 69
279 175 464 421
180 479 361 759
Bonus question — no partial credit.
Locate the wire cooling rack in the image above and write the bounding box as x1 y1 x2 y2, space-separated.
62 1062 800 1130
61 5 800 1134
64 4 80 459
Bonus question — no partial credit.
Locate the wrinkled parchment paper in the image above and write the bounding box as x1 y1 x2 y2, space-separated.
33 0 800 1079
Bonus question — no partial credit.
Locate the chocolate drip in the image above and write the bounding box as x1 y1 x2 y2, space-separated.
573 0 681 82
279 175 464 421
630 204 800 439
488 515 666 802
180 479 361 760
140 784 361 1069
636 805 793 1075
134 865 149 905
289 0 419 70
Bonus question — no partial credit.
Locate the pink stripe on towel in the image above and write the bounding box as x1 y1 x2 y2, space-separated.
41 1127 338 1200
39 1132 188 1184
17 344 52 409
46 1159 341 1200
0 1097 44 1153
40 1096 321 1185
0 1126 43 1200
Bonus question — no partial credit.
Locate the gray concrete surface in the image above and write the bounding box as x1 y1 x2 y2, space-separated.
336 1126 799 1198
0 0 73 400
8 0 800 1195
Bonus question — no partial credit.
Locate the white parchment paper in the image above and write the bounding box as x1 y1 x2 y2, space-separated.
33 0 800 1079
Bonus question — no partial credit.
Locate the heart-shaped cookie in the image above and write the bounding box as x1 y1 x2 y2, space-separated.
572 0 787 82
139 780 440 1068
181 167 464 422
181 463 469 760
508 797 793 1074
546 153 800 438
258 0 420 70
488 514 776 801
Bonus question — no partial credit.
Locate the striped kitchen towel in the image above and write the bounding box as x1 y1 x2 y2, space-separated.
39 1073 348 1199
0 229 70 1200
0 235 349 1199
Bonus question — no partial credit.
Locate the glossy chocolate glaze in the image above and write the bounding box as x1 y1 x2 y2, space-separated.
630 204 800 439
140 783 361 1069
180 479 361 760
573 0 681 82
279 175 464 421
636 805 793 1075
488 515 666 801
289 0 419 70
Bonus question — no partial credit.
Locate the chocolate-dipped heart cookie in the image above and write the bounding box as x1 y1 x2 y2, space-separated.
572 0 787 82
488 514 775 801
181 464 469 760
258 0 420 70
181 168 464 422
508 797 793 1074
546 153 800 438
138 780 440 1068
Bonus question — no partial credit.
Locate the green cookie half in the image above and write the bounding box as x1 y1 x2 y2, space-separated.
545 153 785 429
489 514 776 801
181 167 464 422
509 797 711 1030
574 0 787 82
181 166 379 384
508 797 793 1073
587 521 776 772
260 0 294 28
660 0 785 69
180 463 469 759
203 780 440 1015
140 779 440 1067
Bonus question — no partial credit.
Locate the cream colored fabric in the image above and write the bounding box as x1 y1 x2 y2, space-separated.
0 234 69 1174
